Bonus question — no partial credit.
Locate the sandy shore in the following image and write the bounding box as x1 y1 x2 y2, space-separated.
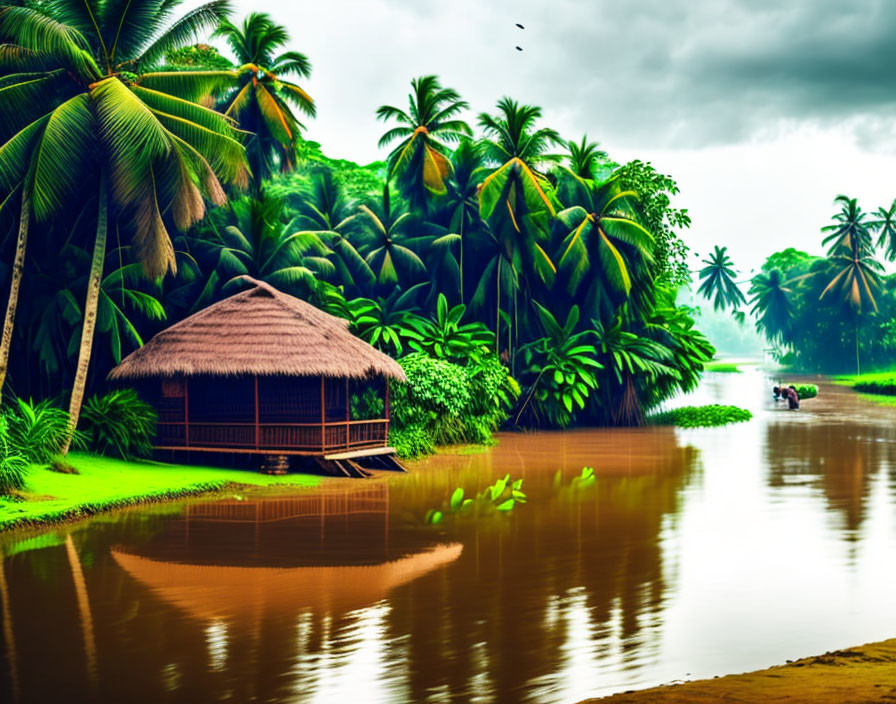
582 639 896 703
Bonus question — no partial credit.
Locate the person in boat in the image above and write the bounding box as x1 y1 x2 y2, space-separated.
785 385 800 410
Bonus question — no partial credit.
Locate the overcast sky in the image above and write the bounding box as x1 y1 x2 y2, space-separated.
232 0 896 275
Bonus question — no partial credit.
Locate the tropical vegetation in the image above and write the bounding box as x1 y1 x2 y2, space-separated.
649 404 752 428
0 0 717 470
700 196 896 375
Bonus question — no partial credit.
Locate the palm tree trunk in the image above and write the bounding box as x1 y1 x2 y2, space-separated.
458 218 464 305
62 178 108 454
495 257 501 355
855 320 861 376
0 190 30 403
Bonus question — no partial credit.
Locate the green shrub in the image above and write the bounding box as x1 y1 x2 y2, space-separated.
4 397 80 463
79 389 157 459
390 352 518 456
852 378 896 396
391 353 471 429
389 424 435 460
649 404 752 428
350 387 384 420
0 415 29 493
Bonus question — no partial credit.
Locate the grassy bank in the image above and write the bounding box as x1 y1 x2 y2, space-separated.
704 360 741 373
583 638 896 703
0 452 319 531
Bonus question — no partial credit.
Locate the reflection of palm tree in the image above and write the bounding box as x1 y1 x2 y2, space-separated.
65 534 97 688
0 557 19 703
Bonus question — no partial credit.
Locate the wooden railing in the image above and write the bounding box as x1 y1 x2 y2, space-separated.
155 418 389 454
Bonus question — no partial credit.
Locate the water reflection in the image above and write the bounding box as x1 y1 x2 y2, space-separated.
2 375 896 703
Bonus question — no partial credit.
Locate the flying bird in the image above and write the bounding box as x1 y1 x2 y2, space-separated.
515 46 523 51
516 23 525 29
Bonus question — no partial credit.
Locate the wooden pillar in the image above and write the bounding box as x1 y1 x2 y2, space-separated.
345 377 350 449
184 377 190 448
384 378 390 445
320 376 326 452
254 375 259 450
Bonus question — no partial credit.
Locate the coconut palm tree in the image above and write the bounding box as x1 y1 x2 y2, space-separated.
821 195 874 253
565 135 608 179
748 269 794 344
376 75 471 211
819 208 883 374
870 198 896 261
554 170 654 324
356 185 427 290
476 98 563 346
287 168 374 294
213 12 315 187
435 138 486 303
697 246 747 311
0 0 248 450
197 192 332 297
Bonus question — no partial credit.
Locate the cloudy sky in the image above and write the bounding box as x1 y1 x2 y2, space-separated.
232 0 896 274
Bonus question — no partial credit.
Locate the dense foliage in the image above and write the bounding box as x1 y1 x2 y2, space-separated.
0 0 716 468
699 196 896 375
649 404 752 428
79 389 158 459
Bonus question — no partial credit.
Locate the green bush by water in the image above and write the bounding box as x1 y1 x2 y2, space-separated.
852 378 896 396
649 404 752 428
390 353 518 459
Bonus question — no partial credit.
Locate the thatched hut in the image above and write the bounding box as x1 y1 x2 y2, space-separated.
109 278 405 473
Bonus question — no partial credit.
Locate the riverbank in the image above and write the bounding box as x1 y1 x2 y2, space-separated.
583 638 896 703
0 452 320 531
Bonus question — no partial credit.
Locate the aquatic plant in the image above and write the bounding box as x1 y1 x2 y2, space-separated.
648 404 752 428
424 474 526 524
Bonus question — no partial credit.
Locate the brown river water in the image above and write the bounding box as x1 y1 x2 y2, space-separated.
2 368 896 703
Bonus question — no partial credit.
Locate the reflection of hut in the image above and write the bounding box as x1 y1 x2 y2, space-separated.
111 543 463 617
109 278 406 475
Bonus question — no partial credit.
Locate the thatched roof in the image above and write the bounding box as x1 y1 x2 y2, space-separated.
109 278 405 381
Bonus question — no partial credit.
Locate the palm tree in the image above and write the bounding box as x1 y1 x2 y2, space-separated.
356 185 427 290
0 0 248 450
748 269 794 345
819 209 883 374
870 198 896 261
565 135 608 179
376 75 471 211
821 195 874 253
477 98 563 347
437 138 486 303
554 170 654 324
197 193 331 296
697 246 747 311
287 168 374 294
213 12 315 187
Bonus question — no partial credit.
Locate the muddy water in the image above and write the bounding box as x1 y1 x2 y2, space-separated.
2 369 896 703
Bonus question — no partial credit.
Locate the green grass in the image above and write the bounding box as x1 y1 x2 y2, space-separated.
704 361 742 373
0 452 319 531
831 369 896 396
648 404 753 428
